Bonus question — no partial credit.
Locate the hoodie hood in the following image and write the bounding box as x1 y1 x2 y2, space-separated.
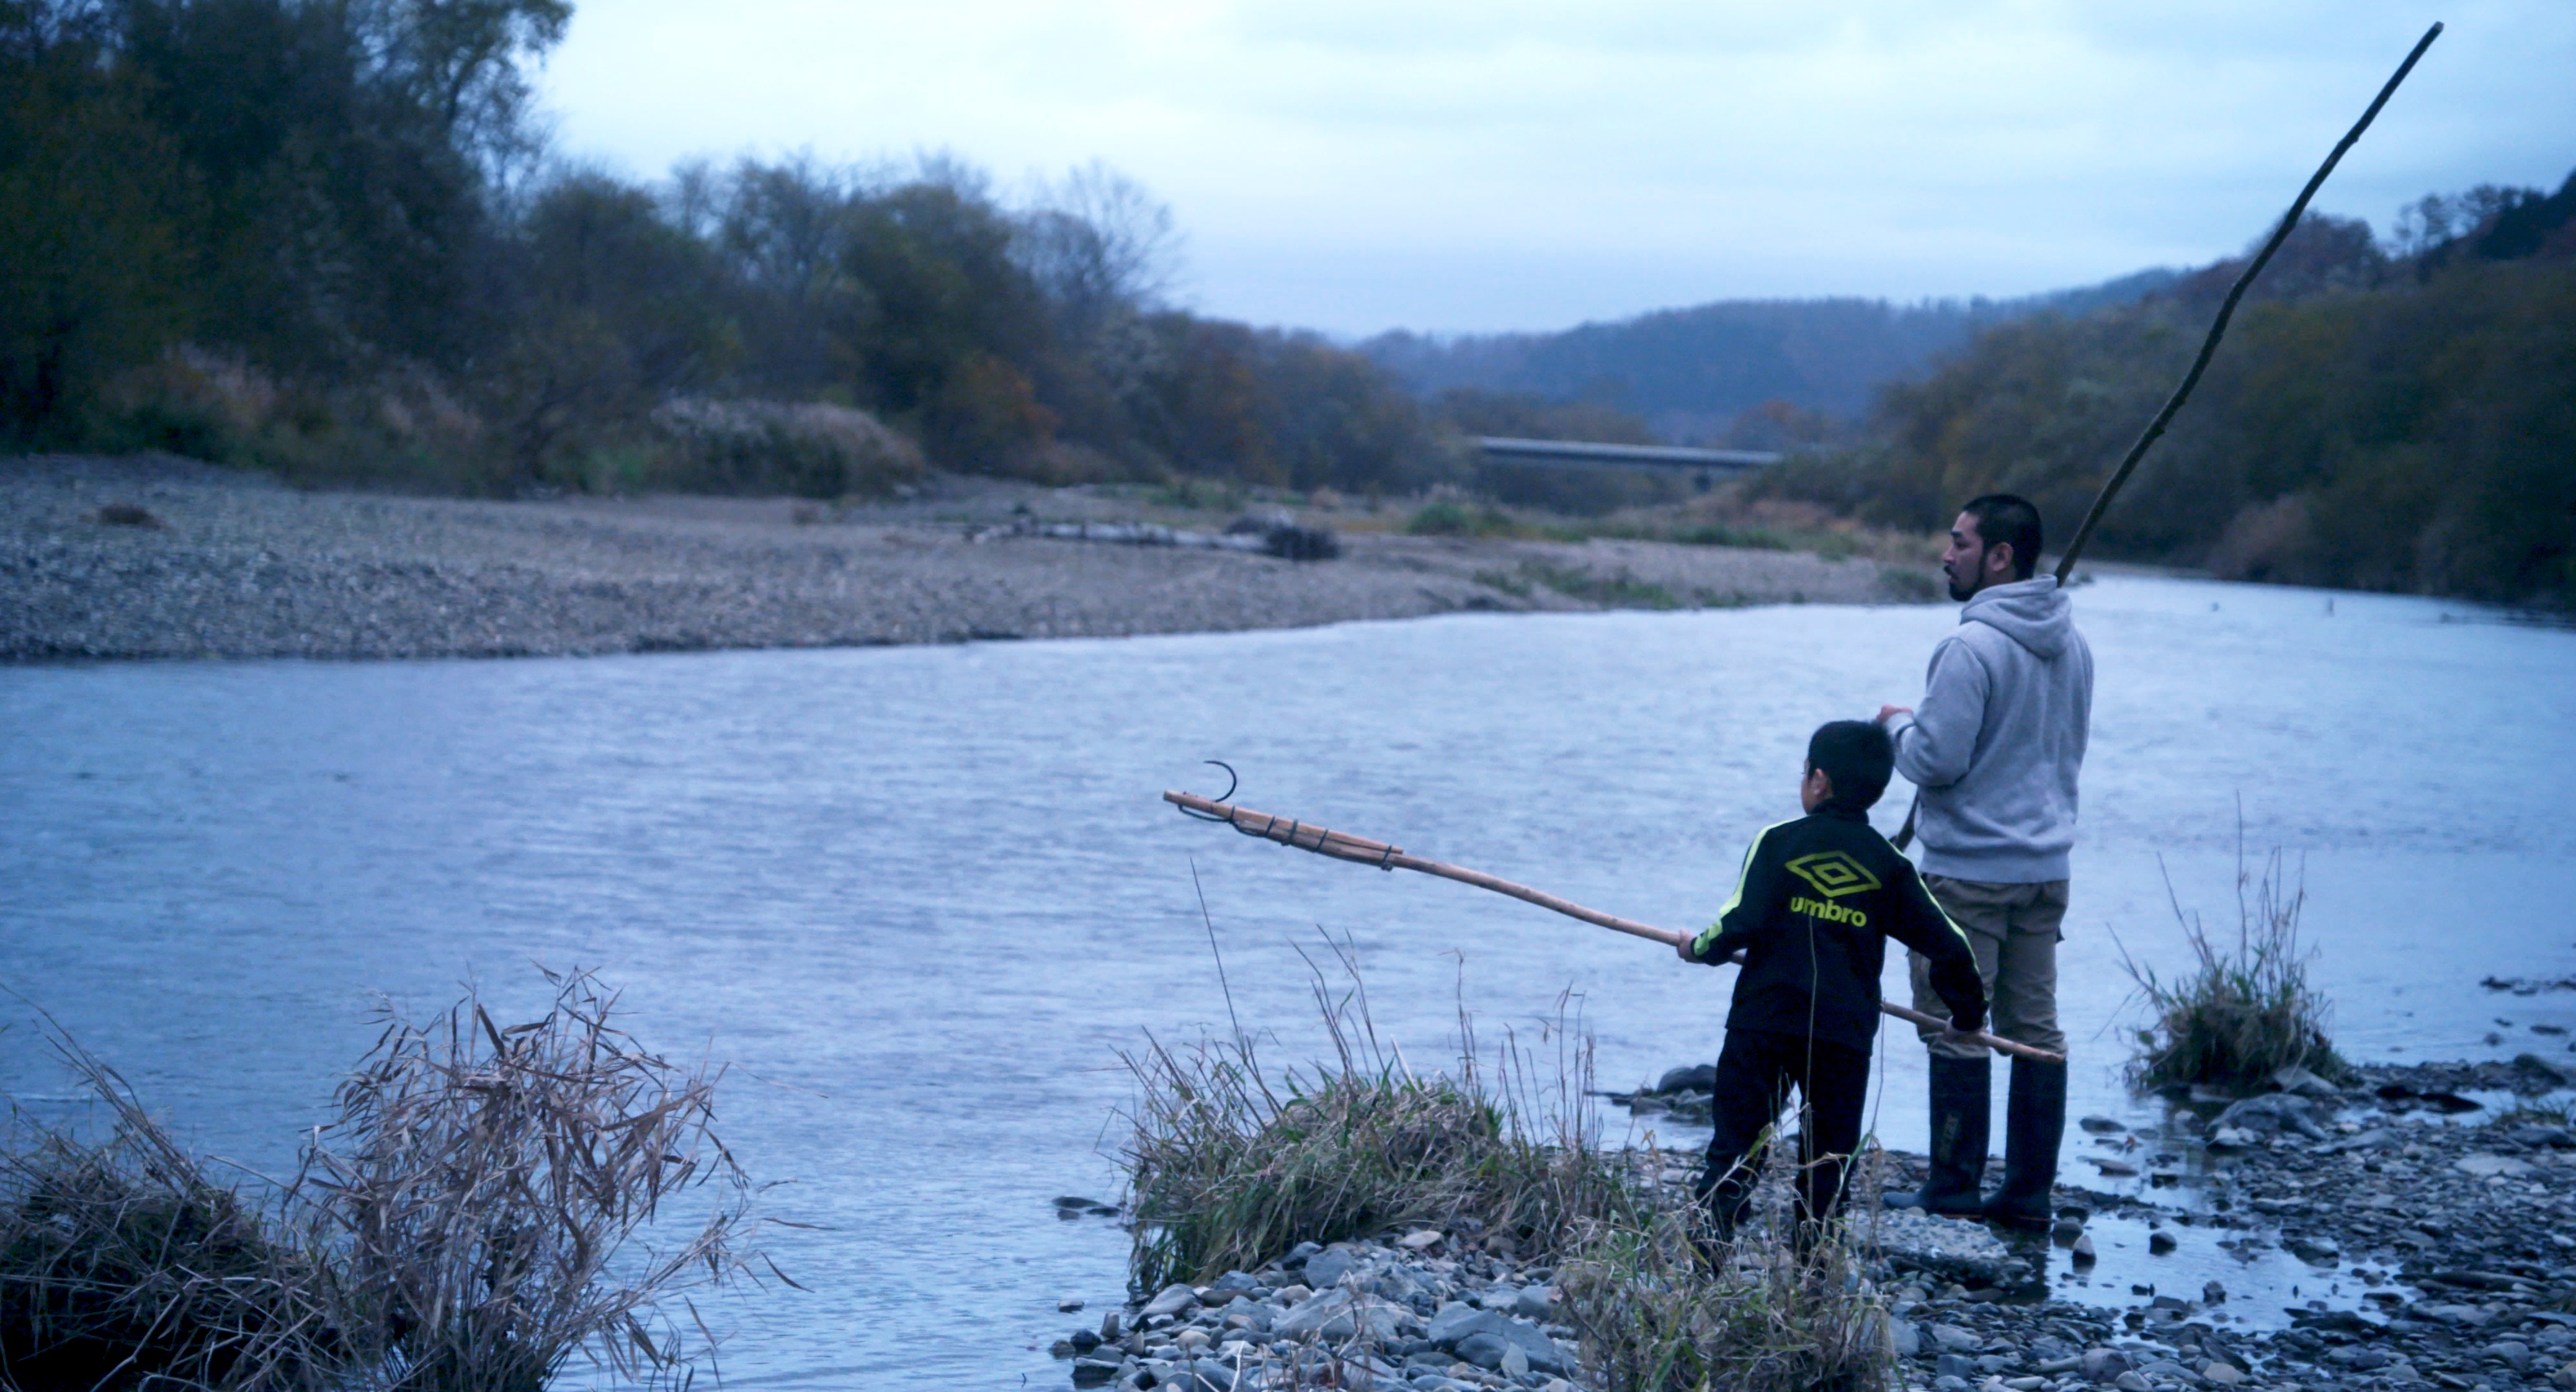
1960 576 2072 659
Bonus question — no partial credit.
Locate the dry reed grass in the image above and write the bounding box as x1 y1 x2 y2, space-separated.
303 968 761 1391
1 968 769 1391
649 398 926 499
1 1029 337 1391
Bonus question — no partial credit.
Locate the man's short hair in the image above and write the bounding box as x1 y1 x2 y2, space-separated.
1960 494 2044 581
1808 720 1894 809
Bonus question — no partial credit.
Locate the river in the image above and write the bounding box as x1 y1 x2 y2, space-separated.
5 574 2574 1386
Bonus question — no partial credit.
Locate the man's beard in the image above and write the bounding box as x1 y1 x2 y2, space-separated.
1947 574 1977 602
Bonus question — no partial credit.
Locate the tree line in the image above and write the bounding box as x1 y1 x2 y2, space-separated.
0 0 1455 498
1751 179 2576 608
1359 270 2181 438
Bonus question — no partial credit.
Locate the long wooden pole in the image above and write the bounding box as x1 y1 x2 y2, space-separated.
1164 789 2064 1065
2051 23 2441 585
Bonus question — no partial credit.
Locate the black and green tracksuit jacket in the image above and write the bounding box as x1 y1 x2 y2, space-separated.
1686 802 1987 1053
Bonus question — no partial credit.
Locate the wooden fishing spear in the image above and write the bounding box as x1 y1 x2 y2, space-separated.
1163 786 2065 1065
2050 21 2442 583
1885 23 2442 853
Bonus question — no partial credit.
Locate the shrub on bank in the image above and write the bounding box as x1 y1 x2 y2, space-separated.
2120 849 2349 1094
650 397 927 499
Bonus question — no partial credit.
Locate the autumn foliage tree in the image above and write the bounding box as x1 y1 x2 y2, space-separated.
0 0 1452 496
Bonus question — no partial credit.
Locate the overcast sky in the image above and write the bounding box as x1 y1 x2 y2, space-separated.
538 1 2576 336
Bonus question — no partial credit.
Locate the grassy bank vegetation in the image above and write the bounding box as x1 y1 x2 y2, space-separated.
0 970 761 1391
2119 847 2349 1094
1750 185 2576 608
1117 943 1896 1391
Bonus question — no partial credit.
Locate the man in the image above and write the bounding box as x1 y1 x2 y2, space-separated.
1879 494 2091 1228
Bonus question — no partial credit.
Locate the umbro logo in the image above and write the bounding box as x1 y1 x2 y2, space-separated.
1785 851 1880 899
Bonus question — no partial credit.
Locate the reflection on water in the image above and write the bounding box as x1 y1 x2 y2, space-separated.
3 575 2574 1385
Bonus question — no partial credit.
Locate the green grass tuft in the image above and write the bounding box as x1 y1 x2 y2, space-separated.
2120 846 2348 1094
1118 942 1631 1293
1558 1197 1895 1392
1406 500 1524 537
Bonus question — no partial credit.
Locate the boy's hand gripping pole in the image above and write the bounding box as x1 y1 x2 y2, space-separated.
1164 788 2064 1065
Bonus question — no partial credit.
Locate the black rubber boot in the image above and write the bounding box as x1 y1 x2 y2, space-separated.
1981 1056 2067 1230
1883 1054 1990 1214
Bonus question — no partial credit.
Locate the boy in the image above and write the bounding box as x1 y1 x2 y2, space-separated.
1677 720 1987 1243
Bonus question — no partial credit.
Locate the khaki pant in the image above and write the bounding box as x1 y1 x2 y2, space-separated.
1908 875 2070 1059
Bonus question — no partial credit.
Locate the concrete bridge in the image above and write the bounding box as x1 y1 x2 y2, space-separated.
1472 436 1781 477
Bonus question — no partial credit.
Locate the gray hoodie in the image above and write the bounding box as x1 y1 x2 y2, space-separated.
1886 576 2093 884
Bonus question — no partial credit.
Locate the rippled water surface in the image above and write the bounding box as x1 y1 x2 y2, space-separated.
5 575 2575 1385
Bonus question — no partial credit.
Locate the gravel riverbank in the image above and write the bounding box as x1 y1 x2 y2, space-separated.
1051 1057 2576 1391
2 454 1933 661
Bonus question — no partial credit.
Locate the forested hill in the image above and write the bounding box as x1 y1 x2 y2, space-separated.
1358 269 2179 439
1751 175 2576 609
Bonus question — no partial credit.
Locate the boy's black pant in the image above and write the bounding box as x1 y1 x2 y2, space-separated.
1695 1027 1871 1239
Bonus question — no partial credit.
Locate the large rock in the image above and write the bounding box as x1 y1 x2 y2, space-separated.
1425 1300 1566 1374
2272 1064 2341 1098
2417 1302 2493 1328
1139 1283 1198 1319
2319 1127 2392 1154
1655 1064 1718 1094
2214 1093 2329 1141
1302 1248 1360 1289
1220 1299 1272 1334
1272 1287 1406 1342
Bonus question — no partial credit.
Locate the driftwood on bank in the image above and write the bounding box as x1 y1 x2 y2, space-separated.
1162 788 2065 1065
969 516 1341 561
